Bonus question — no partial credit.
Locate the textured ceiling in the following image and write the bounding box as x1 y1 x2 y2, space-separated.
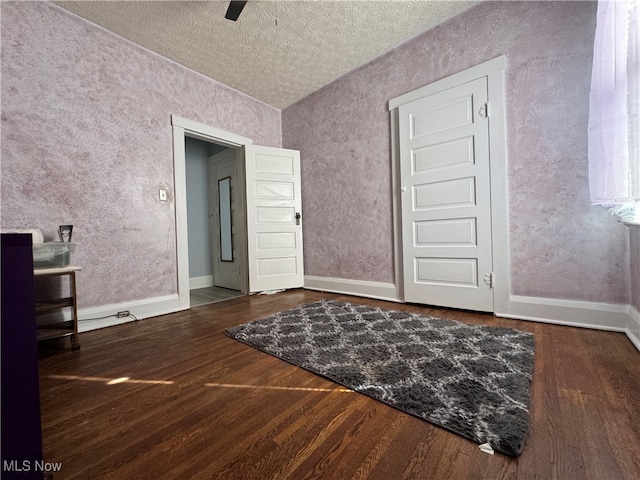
54 1 479 109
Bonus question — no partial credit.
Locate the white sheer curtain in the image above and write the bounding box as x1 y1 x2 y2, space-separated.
588 0 640 223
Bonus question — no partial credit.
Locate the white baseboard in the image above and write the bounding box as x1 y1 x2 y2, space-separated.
77 294 184 333
628 306 640 351
500 295 639 352
70 282 639 353
189 275 214 290
304 275 399 303
501 295 630 331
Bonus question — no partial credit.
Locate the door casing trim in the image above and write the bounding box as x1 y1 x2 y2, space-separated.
172 115 252 309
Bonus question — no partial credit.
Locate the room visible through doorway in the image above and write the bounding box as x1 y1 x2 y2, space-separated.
184 136 244 306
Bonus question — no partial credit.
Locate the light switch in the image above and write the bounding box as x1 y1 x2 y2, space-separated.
159 189 168 201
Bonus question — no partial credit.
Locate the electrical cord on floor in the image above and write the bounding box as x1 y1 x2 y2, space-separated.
79 313 138 322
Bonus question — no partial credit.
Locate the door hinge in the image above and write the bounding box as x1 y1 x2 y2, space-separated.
483 272 494 288
479 102 489 118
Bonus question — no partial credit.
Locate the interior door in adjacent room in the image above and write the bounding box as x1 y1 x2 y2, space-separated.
243 145 304 293
209 148 242 291
398 76 494 312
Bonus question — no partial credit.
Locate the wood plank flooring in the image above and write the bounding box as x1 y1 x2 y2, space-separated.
37 290 640 479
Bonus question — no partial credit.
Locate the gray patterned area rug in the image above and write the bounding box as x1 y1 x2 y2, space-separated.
225 300 535 456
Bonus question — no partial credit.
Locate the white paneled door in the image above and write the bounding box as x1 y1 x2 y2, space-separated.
244 145 304 293
399 76 494 312
209 149 242 291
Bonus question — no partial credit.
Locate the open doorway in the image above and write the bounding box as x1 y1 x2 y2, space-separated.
185 138 244 307
172 115 305 310
172 115 255 310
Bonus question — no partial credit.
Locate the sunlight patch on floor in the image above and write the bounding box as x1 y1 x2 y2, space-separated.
47 374 350 392
49 374 174 385
204 382 353 393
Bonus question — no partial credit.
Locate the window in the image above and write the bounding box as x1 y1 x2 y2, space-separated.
588 0 640 224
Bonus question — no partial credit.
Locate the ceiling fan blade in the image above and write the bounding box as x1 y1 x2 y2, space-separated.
225 1 247 21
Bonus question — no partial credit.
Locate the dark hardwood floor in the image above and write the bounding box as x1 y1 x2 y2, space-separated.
38 290 640 479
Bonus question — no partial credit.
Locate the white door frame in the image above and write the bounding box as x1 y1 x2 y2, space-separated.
171 115 253 310
389 56 510 315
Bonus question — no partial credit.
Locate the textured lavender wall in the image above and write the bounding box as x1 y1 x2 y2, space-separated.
282 0 630 304
1 2 281 308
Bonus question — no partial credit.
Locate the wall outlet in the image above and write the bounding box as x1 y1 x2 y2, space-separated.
117 311 130 318
159 189 168 201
